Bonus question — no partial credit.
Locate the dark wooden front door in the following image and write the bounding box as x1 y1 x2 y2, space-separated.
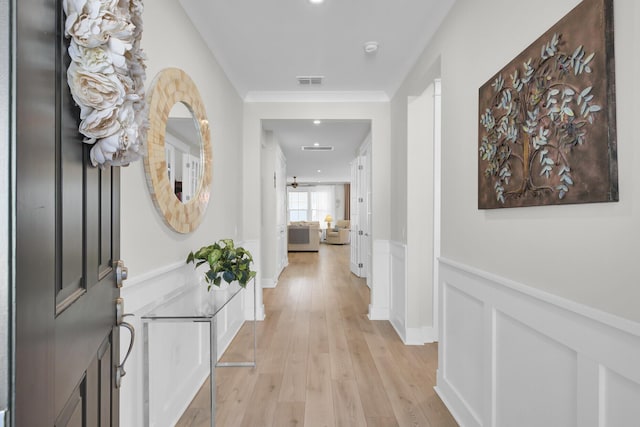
14 1 121 426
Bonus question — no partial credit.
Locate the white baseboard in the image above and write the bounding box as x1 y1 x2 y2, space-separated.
390 318 437 345
437 258 640 427
405 326 437 345
262 278 278 289
434 383 472 427
368 304 389 320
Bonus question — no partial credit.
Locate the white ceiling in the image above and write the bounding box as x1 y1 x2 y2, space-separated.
263 119 370 183
179 0 455 182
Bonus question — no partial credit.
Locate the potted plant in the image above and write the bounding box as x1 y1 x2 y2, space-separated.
186 239 257 291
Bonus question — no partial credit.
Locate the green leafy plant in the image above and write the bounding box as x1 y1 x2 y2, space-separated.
186 239 257 290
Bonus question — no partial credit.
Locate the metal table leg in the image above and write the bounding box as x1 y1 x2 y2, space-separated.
210 317 217 427
143 322 150 427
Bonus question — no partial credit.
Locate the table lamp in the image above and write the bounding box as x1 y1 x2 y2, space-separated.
324 214 333 229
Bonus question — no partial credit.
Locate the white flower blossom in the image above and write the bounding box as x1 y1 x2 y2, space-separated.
68 41 113 74
64 0 146 167
80 106 121 139
67 61 125 118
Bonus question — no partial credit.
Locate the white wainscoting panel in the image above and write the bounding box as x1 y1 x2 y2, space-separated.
436 258 640 427
119 261 248 427
369 239 390 320
441 284 484 425
603 367 640 426
241 239 265 321
386 241 437 345
496 312 577 427
389 241 407 339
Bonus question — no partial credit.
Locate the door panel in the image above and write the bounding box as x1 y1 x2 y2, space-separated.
15 0 121 425
55 381 84 427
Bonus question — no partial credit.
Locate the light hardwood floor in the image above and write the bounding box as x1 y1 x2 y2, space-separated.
176 244 457 427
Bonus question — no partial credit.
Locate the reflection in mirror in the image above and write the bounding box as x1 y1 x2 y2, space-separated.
165 102 203 204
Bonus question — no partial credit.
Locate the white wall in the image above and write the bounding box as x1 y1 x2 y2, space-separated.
122 2 244 275
393 0 640 424
395 0 640 325
119 1 246 425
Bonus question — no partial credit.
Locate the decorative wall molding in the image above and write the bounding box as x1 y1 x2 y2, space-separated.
124 260 185 288
240 239 265 321
369 239 390 320
389 241 407 339
436 258 640 427
387 241 437 345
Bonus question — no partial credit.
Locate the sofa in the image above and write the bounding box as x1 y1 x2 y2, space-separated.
287 221 320 251
326 220 350 245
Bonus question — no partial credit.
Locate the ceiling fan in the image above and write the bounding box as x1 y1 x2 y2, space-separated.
287 176 314 188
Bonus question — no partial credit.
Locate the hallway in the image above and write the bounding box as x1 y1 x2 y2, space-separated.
177 244 457 427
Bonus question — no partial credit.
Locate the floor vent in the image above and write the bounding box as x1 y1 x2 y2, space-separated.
297 75 324 85
301 145 334 151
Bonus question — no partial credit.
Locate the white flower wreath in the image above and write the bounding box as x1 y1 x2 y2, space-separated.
63 0 147 167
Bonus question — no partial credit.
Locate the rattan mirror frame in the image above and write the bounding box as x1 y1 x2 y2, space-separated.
144 68 212 233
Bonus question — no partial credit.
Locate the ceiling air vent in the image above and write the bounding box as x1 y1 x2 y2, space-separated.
297 75 324 85
301 145 334 151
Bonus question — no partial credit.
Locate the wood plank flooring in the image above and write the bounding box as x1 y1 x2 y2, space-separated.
176 244 457 427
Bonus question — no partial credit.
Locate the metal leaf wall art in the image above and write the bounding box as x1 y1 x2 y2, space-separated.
478 0 617 209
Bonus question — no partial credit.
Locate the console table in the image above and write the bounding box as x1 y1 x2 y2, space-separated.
141 280 256 427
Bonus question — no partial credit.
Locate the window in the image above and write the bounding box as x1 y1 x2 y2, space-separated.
287 186 335 227
288 192 308 221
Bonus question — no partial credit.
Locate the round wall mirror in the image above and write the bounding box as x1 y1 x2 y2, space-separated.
144 68 212 234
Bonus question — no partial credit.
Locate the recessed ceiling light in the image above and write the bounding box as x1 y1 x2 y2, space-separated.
309 0 324 4
317 169 322 173
313 142 320 147
313 120 321 125
364 41 379 54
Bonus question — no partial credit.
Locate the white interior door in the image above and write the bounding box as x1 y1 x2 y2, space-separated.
350 159 361 275
276 150 288 274
349 140 372 284
362 145 372 288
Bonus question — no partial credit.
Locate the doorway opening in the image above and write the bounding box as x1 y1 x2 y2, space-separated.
404 78 441 342
259 119 372 289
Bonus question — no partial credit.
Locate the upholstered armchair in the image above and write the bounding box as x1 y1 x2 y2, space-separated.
326 220 350 245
